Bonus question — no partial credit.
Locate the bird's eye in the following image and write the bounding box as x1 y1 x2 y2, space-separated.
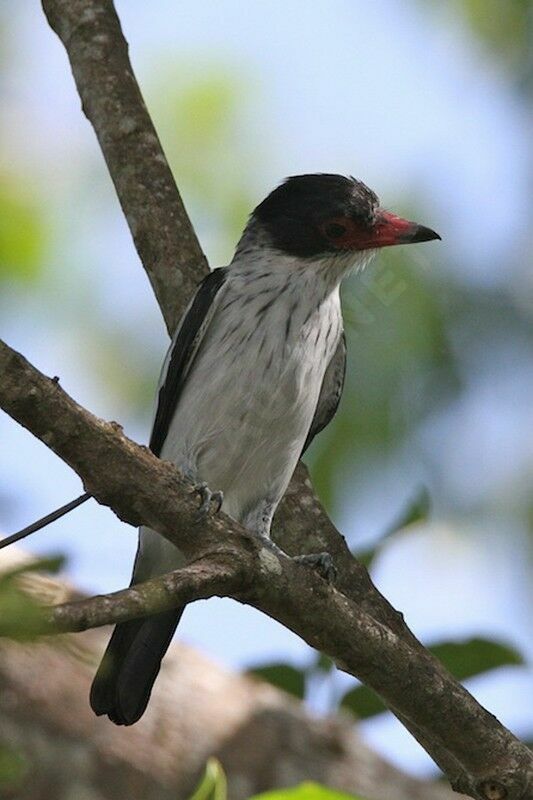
324 222 347 239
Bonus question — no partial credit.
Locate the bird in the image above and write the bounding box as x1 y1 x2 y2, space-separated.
90 173 440 725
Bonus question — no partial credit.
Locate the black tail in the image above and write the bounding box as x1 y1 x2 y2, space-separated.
90 608 183 725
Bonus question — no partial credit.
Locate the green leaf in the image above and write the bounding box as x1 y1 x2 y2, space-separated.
340 637 524 719
313 652 334 673
354 486 430 568
0 179 47 284
384 486 431 534
353 549 375 570
250 782 364 799
187 758 227 800
0 745 28 791
247 663 306 699
0 584 48 641
428 0 530 68
0 556 65 586
339 684 385 720
0 557 66 641
430 637 524 682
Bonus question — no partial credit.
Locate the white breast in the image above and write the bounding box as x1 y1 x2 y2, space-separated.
160 262 342 533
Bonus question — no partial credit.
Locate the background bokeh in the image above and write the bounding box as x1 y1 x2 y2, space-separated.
1 0 531 778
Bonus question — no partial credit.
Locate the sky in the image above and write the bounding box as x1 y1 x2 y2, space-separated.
1 0 531 777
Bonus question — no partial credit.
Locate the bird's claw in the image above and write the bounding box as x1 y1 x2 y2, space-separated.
292 551 337 583
193 482 224 517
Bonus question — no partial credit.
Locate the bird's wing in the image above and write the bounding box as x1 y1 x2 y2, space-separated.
301 331 347 455
149 267 228 457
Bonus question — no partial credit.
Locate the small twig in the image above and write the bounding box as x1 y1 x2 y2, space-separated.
48 557 240 633
0 493 91 551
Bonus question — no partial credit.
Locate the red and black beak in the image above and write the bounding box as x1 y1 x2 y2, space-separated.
326 210 441 251
369 211 441 249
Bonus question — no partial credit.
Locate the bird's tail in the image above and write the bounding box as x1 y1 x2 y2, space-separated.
90 607 183 725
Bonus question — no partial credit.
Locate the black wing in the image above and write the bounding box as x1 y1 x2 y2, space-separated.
301 331 346 455
149 268 227 457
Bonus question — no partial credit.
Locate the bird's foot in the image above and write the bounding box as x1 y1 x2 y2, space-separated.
292 551 337 583
192 482 224 517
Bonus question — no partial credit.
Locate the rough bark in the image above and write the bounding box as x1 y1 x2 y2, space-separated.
42 0 208 336
0 1 528 799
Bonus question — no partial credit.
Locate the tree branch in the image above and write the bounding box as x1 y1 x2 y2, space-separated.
1 337 532 800
42 0 208 335
48 557 239 634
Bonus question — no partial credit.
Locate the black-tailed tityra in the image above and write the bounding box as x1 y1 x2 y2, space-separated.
90 173 440 725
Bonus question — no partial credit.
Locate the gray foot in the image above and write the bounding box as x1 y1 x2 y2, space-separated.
292 551 337 583
193 483 224 517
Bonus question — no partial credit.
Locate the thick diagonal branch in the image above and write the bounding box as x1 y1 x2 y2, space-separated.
1 339 532 800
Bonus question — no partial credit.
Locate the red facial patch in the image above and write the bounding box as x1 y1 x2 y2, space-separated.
320 211 421 251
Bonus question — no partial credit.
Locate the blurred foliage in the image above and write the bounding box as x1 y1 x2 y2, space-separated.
250 783 364 799
315 652 335 674
0 556 64 640
0 744 28 795
339 685 384 722
86 322 161 418
247 662 306 699
428 0 532 80
0 176 47 284
187 758 227 800
430 637 525 680
355 486 430 568
309 247 460 511
150 65 260 259
187 762 365 800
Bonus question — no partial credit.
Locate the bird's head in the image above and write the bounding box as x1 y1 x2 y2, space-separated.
248 174 440 265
